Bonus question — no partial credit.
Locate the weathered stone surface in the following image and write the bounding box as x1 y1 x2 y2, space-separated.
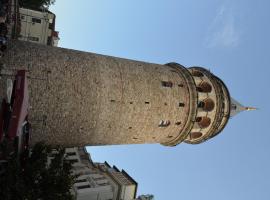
0 41 229 147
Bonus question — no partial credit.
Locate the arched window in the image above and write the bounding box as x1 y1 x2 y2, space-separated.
197 81 212 93
191 70 204 77
190 132 203 140
198 98 215 112
196 116 211 128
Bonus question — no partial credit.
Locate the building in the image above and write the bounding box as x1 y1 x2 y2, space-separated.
136 195 154 200
0 41 255 147
51 147 138 200
18 8 59 46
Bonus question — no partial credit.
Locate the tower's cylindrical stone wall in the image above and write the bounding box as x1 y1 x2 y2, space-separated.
0 41 198 147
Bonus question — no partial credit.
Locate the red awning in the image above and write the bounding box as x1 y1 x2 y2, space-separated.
8 70 29 139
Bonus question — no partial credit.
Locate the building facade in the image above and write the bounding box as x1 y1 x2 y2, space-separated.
51 147 138 200
19 8 59 46
136 195 154 200
0 41 253 147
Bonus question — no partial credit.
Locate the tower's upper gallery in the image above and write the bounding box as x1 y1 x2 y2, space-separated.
183 67 231 145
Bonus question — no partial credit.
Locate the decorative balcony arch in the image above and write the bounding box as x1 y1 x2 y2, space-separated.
197 81 212 93
198 98 215 112
190 132 203 140
191 70 204 77
196 116 211 128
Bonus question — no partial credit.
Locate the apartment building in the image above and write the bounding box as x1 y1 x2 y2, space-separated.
60 147 138 200
19 7 59 46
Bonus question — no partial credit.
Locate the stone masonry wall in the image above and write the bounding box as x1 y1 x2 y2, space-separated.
0 41 195 147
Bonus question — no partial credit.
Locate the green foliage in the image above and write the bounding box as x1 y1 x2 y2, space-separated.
0 142 75 200
19 0 56 10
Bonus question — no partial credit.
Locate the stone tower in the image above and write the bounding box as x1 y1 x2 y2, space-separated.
0 41 252 147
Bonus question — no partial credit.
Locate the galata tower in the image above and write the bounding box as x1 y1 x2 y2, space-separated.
0 41 255 147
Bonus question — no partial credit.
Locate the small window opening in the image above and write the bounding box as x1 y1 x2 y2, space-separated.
32 18 41 23
145 102 150 104
129 102 133 104
159 120 170 127
77 185 91 190
161 81 173 87
198 101 205 108
178 84 184 87
128 127 132 129
110 100 115 102
179 102 185 107
66 152 76 156
28 36 39 42
66 159 78 164
175 121 181 125
196 117 202 122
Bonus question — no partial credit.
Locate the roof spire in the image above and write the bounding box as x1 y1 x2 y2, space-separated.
230 98 257 117
244 107 257 111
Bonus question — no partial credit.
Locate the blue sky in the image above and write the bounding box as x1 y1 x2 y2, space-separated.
51 1 270 199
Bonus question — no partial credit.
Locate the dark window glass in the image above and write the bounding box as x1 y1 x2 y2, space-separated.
66 152 76 156
75 179 87 183
161 81 173 87
49 23 54 29
32 18 41 23
179 103 185 107
28 36 39 41
77 185 91 190
66 159 78 164
47 36 52 45
198 101 205 108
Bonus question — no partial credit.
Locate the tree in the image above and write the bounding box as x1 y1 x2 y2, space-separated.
19 0 56 10
0 142 75 200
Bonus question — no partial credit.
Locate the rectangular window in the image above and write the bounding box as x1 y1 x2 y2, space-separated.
66 159 78 164
47 36 52 45
49 23 54 30
28 36 39 42
66 152 76 156
161 81 173 87
75 179 87 183
77 185 91 190
179 102 185 107
21 15 25 20
32 18 41 23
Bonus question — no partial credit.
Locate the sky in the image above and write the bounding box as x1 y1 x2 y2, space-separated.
50 1 270 200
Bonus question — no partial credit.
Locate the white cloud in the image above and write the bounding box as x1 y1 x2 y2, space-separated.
205 5 240 48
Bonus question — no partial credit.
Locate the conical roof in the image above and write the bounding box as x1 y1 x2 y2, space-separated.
230 98 257 117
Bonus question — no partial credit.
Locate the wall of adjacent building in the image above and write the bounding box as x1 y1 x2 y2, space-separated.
59 147 137 200
19 8 58 46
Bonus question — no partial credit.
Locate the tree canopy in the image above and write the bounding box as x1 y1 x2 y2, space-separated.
19 0 56 10
0 142 75 200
